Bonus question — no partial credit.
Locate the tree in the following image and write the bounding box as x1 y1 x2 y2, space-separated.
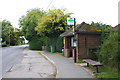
2 19 12 27
35 8 72 52
19 8 45 50
19 8 45 40
91 22 112 44
1 20 21 46
35 8 72 37
2 20 13 45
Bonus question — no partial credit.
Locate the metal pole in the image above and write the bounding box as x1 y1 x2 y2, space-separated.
74 18 76 63
96 66 99 73
9 27 10 46
74 47 76 63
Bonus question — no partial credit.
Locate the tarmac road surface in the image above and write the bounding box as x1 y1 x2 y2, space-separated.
1 45 28 78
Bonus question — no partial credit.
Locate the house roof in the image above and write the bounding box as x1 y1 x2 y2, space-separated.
60 22 101 37
112 24 120 30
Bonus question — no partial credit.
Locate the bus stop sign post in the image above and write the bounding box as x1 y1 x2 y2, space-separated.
73 18 76 63
67 17 77 63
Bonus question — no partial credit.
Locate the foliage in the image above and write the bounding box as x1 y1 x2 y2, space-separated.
1 20 21 46
99 30 119 68
90 22 113 60
90 22 112 44
29 36 47 50
95 66 118 79
46 36 64 52
35 8 71 52
88 48 98 61
90 22 119 78
35 8 72 37
77 60 85 63
19 8 46 50
55 52 63 56
46 37 57 52
2 19 12 27
19 8 45 41
29 37 41 50
55 36 64 52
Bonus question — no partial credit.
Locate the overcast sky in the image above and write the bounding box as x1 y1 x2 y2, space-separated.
0 0 119 28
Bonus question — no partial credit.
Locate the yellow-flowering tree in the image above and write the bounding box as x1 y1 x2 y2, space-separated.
35 8 72 37
35 8 72 52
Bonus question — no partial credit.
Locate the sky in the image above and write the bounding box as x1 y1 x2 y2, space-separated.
0 0 119 28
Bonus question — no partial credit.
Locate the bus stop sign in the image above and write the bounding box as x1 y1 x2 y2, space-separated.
67 17 74 25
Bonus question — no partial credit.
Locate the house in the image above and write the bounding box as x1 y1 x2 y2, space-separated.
112 24 120 30
60 22 101 61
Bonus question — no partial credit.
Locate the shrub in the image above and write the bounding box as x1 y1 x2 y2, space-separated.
99 30 119 68
29 37 43 50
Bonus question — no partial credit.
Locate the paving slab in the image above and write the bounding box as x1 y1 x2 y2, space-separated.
3 48 56 78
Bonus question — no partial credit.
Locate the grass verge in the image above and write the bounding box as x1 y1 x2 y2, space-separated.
76 60 119 79
95 66 119 79
55 52 63 56
77 60 85 63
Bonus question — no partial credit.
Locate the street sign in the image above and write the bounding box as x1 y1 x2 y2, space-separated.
67 17 74 25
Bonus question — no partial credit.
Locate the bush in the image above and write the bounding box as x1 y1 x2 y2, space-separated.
99 30 119 68
29 37 43 50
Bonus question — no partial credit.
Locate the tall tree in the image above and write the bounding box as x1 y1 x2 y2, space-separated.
2 20 12 27
35 8 72 37
19 8 45 40
35 8 72 52
2 20 13 45
19 8 45 50
1 20 21 46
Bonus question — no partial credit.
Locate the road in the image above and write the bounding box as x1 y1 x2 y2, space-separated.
1 45 28 78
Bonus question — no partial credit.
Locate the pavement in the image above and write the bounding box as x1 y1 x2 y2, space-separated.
2 48 97 79
40 51 97 79
3 48 56 78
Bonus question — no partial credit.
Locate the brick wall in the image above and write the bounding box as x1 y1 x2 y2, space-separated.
63 33 101 60
64 37 72 57
76 33 101 60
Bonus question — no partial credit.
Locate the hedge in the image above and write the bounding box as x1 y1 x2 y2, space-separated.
46 36 64 53
29 36 45 50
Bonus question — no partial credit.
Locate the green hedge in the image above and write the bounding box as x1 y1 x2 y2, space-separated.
46 36 64 53
56 36 64 52
29 36 45 50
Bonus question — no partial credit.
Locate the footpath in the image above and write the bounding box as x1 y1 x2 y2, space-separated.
3 48 56 78
3 48 97 79
40 51 97 79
